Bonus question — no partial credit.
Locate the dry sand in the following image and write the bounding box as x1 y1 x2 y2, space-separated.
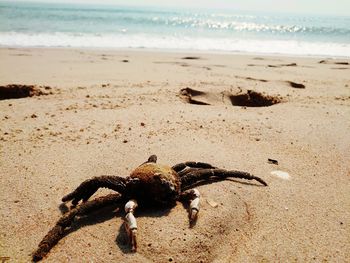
0 47 349 262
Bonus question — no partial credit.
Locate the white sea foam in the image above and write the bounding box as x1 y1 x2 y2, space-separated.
1 32 350 57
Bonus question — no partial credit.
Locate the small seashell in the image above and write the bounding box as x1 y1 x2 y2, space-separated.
206 199 218 208
271 170 290 180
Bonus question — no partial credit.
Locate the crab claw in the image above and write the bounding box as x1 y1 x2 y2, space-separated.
124 200 138 252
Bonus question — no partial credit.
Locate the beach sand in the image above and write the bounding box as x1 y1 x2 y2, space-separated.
0 47 349 262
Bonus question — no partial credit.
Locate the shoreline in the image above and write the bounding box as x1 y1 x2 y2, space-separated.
1 45 350 60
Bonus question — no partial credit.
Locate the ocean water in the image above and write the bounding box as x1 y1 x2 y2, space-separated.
1 1 350 57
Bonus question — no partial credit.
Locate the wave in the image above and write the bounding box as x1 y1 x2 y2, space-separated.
1 32 349 57
2 2 350 40
140 15 350 36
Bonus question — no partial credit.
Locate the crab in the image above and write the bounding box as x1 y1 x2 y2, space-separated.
33 155 267 261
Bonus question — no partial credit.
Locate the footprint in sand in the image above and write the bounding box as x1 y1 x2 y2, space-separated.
181 56 201 60
268 63 297 68
286 81 305 89
319 60 349 65
238 75 305 89
179 87 282 107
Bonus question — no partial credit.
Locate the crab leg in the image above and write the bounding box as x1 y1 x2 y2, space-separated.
62 175 126 205
181 188 201 223
33 194 122 262
172 161 217 173
124 200 138 252
181 169 267 188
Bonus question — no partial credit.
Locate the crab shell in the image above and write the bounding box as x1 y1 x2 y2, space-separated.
128 163 181 206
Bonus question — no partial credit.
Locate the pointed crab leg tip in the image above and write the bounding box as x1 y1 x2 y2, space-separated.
61 194 73 202
130 229 137 252
32 249 47 262
32 255 43 262
261 180 268 186
190 209 198 222
255 177 267 186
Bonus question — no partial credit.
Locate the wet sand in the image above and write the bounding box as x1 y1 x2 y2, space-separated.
0 47 349 262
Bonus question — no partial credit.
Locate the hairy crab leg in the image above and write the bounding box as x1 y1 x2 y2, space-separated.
180 188 201 224
181 169 267 188
62 175 126 205
172 161 217 173
32 194 122 262
178 167 201 177
124 200 138 252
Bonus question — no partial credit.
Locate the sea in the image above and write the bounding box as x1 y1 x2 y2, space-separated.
1 1 350 57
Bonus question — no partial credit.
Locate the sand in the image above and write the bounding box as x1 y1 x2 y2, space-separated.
0 47 349 262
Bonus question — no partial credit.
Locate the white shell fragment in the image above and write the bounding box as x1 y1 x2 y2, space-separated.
206 199 219 208
271 170 290 180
